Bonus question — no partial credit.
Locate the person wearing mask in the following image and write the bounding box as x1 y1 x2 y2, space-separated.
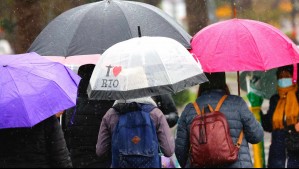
0 115 72 168
261 65 299 168
63 64 115 168
175 72 264 168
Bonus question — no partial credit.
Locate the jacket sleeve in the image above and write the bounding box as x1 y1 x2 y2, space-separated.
261 95 278 132
175 104 191 168
154 95 179 128
153 109 175 157
238 99 264 144
45 116 73 168
96 113 112 160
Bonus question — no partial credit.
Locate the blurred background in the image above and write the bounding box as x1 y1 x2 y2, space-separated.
1 0 299 167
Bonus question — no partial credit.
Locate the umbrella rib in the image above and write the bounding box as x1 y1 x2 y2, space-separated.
113 1 133 38
141 4 191 46
257 21 298 67
138 2 191 47
5 68 32 125
212 24 229 65
238 21 265 70
31 64 76 103
122 1 191 47
10 63 75 104
66 4 99 56
152 49 173 90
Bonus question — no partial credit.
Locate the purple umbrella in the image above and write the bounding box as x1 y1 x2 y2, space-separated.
0 52 81 129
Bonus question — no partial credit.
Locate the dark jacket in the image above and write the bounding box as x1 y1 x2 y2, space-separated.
152 94 179 128
0 115 72 168
261 92 299 168
175 90 264 168
63 97 114 168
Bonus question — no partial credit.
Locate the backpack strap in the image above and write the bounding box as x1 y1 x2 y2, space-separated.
193 102 202 116
213 95 244 148
236 131 244 148
141 104 157 113
215 95 228 111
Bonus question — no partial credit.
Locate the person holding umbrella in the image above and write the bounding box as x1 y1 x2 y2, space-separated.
96 97 175 168
0 52 81 168
175 72 264 168
62 64 115 168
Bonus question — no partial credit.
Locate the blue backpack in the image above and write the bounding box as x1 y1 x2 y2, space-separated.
111 103 161 168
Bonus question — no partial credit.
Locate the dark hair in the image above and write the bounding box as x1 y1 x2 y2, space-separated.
78 64 95 79
77 64 95 98
197 72 230 96
197 84 231 97
276 65 293 78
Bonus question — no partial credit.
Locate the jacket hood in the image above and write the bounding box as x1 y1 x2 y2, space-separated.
113 97 157 114
113 97 157 106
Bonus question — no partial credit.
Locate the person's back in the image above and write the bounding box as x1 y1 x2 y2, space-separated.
63 64 115 168
175 72 264 168
0 115 72 168
96 97 175 168
64 98 114 168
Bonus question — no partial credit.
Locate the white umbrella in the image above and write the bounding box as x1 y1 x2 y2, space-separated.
88 36 208 100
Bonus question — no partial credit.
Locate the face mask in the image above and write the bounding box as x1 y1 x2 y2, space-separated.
278 78 293 88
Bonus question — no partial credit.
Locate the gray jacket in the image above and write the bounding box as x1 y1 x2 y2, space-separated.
96 104 175 160
175 90 264 168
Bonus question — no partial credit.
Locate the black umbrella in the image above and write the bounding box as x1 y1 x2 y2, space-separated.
27 0 191 57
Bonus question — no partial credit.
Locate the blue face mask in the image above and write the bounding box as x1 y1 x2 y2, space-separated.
278 78 293 88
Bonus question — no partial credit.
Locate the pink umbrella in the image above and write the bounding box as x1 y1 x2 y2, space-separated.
43 54 100 73
190 18 299 94
44 54 100 66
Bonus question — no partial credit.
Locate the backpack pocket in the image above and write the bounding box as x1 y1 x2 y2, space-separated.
112 108 161 168
119 154 157 168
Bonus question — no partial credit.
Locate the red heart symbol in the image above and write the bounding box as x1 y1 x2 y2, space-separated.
113 66 122 77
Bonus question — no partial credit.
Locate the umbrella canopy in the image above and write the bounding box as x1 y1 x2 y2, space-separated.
190 18 299 72
88 36 208 100
0 52 81 129
43 54 100 67
43 54 101 73
27 0 191 58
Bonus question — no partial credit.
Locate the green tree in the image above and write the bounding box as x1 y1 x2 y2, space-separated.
11 0 43 53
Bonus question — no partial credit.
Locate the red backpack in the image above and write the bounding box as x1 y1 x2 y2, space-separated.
189 95 244 167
